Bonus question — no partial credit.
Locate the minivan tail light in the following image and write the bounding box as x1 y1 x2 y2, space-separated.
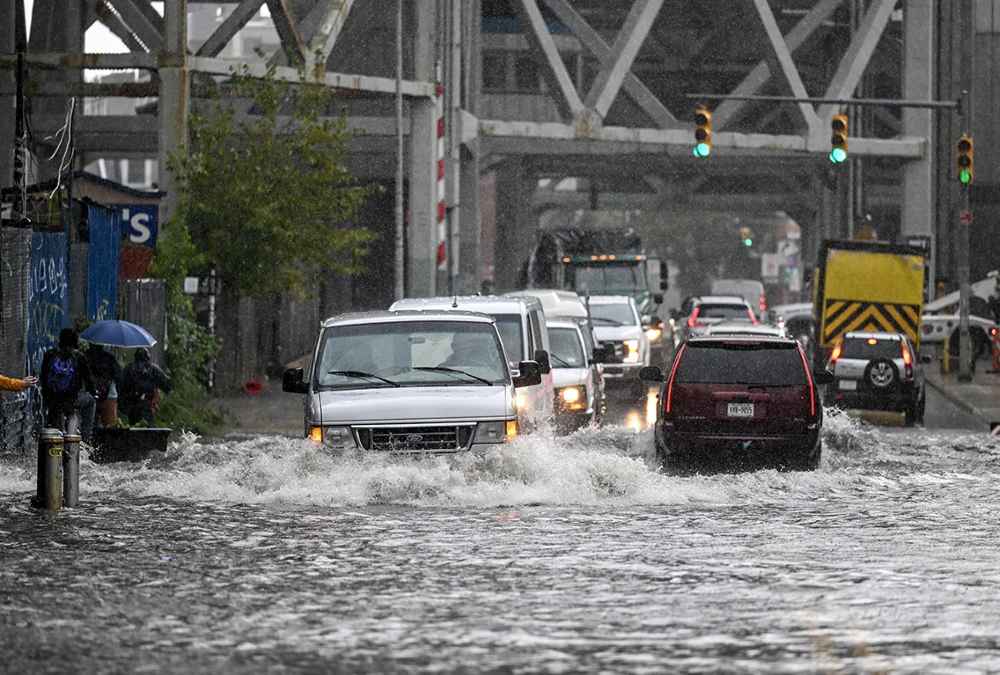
686 307 701 328
664 344 686 414
796 346 816 417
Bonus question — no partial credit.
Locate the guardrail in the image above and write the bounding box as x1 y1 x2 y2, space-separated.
0 388 42 457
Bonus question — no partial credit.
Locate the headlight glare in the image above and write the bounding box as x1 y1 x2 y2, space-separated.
624 339 640 363
645 327 662 342
557 386 586 411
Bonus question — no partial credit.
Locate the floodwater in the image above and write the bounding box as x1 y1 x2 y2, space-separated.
2 410 1000 673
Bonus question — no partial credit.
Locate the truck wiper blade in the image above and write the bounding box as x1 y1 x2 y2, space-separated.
591 317 623 326
328 370 400 387
412 366 493 386
549 352 572 367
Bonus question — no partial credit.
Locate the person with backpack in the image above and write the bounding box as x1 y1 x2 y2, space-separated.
120 348 172 426
40 328 96 441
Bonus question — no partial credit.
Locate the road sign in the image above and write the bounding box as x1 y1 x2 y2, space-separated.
959 209 973 225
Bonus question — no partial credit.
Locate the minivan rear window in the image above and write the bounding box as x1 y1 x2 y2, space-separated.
675 342 806 386
698 304 754 321
841 337 899 360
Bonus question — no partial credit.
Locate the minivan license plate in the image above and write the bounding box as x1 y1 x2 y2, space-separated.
727 403 754 418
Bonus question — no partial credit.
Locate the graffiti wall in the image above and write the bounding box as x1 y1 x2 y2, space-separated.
87 204 121 321
27 232 69 372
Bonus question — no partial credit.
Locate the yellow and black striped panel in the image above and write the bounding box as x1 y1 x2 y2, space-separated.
821 299 921 346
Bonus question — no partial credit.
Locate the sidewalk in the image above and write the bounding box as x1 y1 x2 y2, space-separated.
924 365 1000 427
210 377 303 438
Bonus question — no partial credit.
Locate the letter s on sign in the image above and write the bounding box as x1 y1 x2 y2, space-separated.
130 213 151 245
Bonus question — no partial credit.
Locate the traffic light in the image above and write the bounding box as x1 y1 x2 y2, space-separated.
956 134 974 185
739 226 753 247
829 113 848 164
693 106 712 158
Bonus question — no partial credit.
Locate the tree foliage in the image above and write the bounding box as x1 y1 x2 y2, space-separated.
170 66 374 297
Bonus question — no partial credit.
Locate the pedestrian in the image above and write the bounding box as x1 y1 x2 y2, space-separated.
0 372 38 392
39 328 96 441
120 348 172 426
85 343 122 427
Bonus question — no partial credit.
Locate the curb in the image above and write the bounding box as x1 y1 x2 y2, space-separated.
924 375 990 423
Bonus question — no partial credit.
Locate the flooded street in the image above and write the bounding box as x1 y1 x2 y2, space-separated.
3 404 1000 673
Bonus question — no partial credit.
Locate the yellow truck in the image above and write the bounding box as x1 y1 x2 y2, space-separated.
813 240 927 369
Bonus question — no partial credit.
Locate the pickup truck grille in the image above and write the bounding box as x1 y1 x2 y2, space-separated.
356 426 474 453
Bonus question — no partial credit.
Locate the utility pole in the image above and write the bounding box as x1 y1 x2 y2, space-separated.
394 0 405 301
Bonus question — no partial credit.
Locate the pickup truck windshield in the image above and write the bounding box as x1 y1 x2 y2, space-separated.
590 302 638 326
315 321 509 389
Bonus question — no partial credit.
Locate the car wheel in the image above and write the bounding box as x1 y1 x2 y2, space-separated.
864 358 899 391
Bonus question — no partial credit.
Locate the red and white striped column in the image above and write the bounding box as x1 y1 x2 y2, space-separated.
435 80 447 273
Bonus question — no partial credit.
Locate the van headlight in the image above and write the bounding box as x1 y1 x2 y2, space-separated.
474 420 517 444
308 426 357 450
623 339 640 363
645 327 662 342
557 386 586 411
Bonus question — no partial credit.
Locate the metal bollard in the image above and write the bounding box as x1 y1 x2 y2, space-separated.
62 433 81 508
35 428 64 512
941 336 950 375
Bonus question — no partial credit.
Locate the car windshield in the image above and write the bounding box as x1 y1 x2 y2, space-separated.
590 302 637 326
699 304 754 321
549 327 585 368
675 342 806 386
491 314 524 362
841 337 901 360
315 321 508 389
571 264 643 293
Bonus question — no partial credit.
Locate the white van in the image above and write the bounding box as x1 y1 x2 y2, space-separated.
389 296 555 427
710 278 768 314
282 310 541 453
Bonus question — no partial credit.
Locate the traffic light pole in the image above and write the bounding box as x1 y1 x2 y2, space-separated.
957 183 972 382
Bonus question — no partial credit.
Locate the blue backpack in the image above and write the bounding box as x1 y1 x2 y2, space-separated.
48 355 77 395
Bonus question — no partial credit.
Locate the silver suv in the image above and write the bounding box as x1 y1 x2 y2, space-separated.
282 311 541 453
827 331 926 426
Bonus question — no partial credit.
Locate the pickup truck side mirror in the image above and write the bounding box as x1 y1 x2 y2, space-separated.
533 349 552 374
812 370 834 385
513 360 542 388
282 367 308 394
639 366 665 382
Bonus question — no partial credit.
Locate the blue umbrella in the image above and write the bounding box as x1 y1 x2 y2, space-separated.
80 320 158 348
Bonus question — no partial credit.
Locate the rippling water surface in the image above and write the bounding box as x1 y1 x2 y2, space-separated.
3 412 1000 673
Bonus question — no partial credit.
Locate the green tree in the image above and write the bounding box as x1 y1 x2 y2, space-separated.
171 66 374 297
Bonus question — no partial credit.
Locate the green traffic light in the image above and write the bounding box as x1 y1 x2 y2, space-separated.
959 168 972 185
693 142 711 158
743 238 753 247
829 147 847 164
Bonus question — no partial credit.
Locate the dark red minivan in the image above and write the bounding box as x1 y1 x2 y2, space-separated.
641 336 823 471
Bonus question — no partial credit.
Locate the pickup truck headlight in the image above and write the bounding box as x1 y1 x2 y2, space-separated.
557 386 586 411
645 327 662 343
308 426 357 450
623 339 640 363
474 420 518 444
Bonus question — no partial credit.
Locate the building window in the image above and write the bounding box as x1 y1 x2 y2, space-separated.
126 160 145 185
482 51 507 91
514 55 540 92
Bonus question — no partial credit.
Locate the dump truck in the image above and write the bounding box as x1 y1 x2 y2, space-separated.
812 239 927 371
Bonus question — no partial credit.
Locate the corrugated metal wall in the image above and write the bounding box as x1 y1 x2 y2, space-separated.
0 228 32 376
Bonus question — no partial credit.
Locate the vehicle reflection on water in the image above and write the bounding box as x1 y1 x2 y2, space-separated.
2 410 1000 672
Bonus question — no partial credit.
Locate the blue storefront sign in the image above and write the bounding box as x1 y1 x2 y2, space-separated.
120 204 159 247
27 232 69 372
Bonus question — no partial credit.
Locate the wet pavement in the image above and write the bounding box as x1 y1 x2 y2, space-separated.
2 391 998 673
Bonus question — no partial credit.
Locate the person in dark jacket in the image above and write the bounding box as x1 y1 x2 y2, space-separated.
40 328 96 440
121 348 172 426
86 343 123 427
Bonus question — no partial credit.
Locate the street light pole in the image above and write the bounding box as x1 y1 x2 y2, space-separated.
394 0 405 301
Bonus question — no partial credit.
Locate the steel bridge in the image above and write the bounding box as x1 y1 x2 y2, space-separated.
0 1 978 298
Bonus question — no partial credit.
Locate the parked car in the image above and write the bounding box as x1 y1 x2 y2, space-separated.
710 278 768 314
642 335 824 471
674 295 758 346
586 295 650 401
826 331 927 426
281 310 541 453
390 295 554 428
547 318 605 430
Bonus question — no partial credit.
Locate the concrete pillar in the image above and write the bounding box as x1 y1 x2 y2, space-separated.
0 0 16 190
158 0 189 227
406 0 437 297
458 145 481 293
902 0 935 286
493 158 534 292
